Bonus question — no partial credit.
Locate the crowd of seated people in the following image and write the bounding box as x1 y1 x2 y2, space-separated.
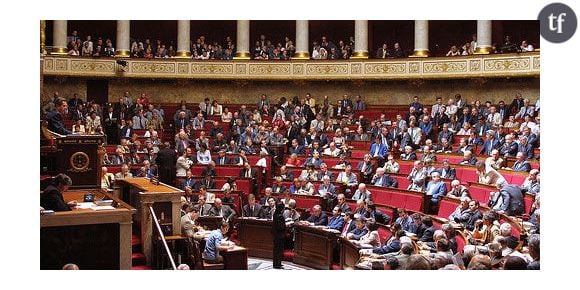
66 30 116 57
42 86 540 270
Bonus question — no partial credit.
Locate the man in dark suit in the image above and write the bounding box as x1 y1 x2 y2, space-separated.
46 98 73 135
356 155 375 184
306 205 328 226
288 139 305 155
479 131 500 156
418 216 436 242
181 170 198 190
242 194 262 218
196 195 213 217
473 117 491 139
496 183 525 216
200 174 216 190
40 174 76 212
364 201 391 225
371 168 398 188
119 119 134 139
239 162 258 193
209 198 236 222
214 150 230 165
499 134 519 158
316 163 334 180
512 152 532 172
340 212 357 237
436 159 457 180
373 230 405 256
279 166 295 181
336 194 351 214
156 142 177 186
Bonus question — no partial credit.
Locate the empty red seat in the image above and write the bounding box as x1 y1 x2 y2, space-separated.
404 193 423 212
437 198 458 219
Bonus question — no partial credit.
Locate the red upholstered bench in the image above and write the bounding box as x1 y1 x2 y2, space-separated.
523 193 535 215
377 224 392 242
392 174 410 189
293 194 323 211
467 182 496 205
404 193 423 212
437 197 458 220
348 141 372 150
398 162 414 175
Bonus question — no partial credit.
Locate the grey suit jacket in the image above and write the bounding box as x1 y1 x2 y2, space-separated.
209 204 236 222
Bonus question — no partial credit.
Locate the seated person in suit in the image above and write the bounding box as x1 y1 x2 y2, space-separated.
318 175 338 198
181 205 204 239
242 194 262 218
520 169 540 195
333 154 351 169
383 153 400 174
352 183 373 201
283 200 301 226
323 142 342 157
288 139 305 155
425 171 447 208
418 216 437 242
346 216 369 241
261 196 277 220
304 205 328 226
278 165 295 181
433 138 453 153
357 154 375 184
296 177 315 195
394 208 416 233
272 177 287 194
195 194 212 216
372 229 406 257
455 137 472 155
364 200 391 225
202 221 234 264
41 173 77 212
327 206 345 231
114 164 133 179
199 174 216 190
446 180 470 199
420 145 437 164
407 161 427 192
371 167 398 188
316 163 334 180
459 150 478 165
299 163 319 182
260 187 274 205
436 159 457 180
499 134 519 158
101 166 115 189
485 149 504 170
336 165 358 186
400 145 417 160
214 149 230 165
336 193 351 213
209 198 236 222
303 151 324 169
354 221 381 248
510 152 532 172
340 212 357 237
448 196 472 224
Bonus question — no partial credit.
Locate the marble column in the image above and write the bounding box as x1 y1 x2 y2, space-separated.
175 20 191 58
115 20 130 58
294 20 310 59
234 20 250 59
40 20 47 55
474 20 492 54
411 20 429 57
51 20 67 55
351 20 369 59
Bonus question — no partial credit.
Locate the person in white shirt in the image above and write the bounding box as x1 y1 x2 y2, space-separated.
445 98 458 119
196 144 212 165
520 40 534 52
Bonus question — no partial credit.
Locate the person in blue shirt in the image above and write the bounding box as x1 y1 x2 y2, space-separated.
327 206 345 231
202 221 232 264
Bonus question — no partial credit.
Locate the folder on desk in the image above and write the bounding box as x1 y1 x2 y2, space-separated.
91 205 116 211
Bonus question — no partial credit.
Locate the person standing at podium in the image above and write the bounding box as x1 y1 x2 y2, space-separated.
46 98 72 135
272 200 286 269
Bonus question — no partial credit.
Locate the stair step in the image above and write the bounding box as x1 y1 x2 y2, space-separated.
131 265 152 270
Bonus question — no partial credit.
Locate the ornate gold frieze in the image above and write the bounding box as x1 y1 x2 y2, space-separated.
42 52 540 79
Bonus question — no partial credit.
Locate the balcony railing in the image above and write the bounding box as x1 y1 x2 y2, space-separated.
42 52 539 80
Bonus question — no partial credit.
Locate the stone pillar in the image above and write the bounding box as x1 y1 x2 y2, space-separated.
411 20 429 57
294 20 310 59
175 20 191 58
234 20 250 59
51 20 68 55
474 20 492 54
115 20 130 58
351 20 369 59
40 20 47 55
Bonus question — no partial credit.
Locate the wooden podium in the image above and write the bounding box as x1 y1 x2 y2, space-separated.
42 133 104 189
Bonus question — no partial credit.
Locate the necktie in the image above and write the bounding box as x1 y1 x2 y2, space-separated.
361 162 367 173
342 221 349 236
141 118 145 129
246 170 251 178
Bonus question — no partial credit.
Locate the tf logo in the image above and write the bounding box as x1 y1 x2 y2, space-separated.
539 2 577 43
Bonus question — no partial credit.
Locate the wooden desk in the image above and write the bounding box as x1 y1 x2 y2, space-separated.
294 224 338 269
338 236 362 270
236 218 274 259
40 189 135 269
116 178 183 267
222 246 248 270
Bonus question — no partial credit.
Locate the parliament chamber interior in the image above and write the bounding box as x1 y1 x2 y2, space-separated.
39 19 541 271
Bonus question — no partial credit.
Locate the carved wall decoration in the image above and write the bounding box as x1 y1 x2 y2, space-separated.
42 53 539 80
423 61 467 73
484 59 530 71
130 62 176 74
248 64 291 75
365 63 406 74
70 60 115 72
